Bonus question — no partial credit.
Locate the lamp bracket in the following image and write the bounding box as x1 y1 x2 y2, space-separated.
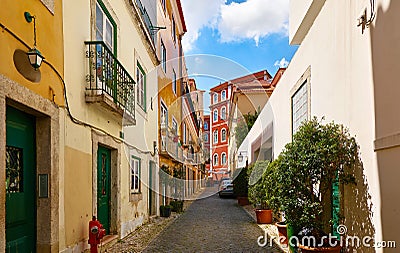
24 12 34 23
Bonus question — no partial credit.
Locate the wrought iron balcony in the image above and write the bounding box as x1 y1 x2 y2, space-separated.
135 0 156 43
84 41 135 125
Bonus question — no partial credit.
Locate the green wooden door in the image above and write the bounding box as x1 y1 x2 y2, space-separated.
6 106 36 253
97 145 111 234
148 161 156 216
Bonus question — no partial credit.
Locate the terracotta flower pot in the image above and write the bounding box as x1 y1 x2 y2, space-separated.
298 244 341 253
237 196 250 206
255 209 273 224
275 221 288 245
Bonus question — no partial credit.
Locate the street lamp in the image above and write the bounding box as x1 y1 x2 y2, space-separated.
25 12 45 70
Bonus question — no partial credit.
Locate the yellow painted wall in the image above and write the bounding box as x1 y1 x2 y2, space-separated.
0 0 64 105
64 146 92 246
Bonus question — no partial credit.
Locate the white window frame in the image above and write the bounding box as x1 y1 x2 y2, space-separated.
221 153 227 165
213 130 218 144
291 67 311 135
213 154 219 166
161 0 166 12
204 133 209 142
213 109 218 122
172 15 176 44
172 117 178 135
183 123 187 143
172 69 177 95
221 128 227 142
221 106 226 120
221 90 226 100
96 2 114 51
213 93 218 104
161 101 168 128
131 157 141 193
161 40 166 73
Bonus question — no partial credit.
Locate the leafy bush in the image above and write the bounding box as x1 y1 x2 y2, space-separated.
232 167 248 197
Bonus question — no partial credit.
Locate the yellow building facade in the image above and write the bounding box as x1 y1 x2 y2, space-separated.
62 0 160 251
0 0 63 252
157 0 187 203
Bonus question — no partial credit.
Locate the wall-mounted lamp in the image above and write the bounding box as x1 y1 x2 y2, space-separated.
151 140 158 156
150 25 166 35
238 151 248 164
25 12 44 69
238 152 244 163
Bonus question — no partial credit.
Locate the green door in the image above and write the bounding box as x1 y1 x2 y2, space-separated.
6 106 36 253
97 145 111 234
148 161 156 216
332 173 340 238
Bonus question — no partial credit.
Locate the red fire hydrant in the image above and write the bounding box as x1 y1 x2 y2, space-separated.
88 216 106 253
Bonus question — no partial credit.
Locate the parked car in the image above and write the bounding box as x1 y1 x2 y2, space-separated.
218 178 234 198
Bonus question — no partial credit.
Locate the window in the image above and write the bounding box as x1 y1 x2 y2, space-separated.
221 129 227 142
172 69 177 94
136 62 146 110
131 157 141 193
161 40 166 73
172 118 178 135
204 122 208 130
213 109 218 122
221 107 226 120
161 102 168 128
183 123 187 143
213 93 218 104
96 2 115 51
292 81 309 134
161 0 166 12
213 154 219 166
172 16 176 44
213 130 218 144
221 90 226 100
204 133 209 142
221 153 227 165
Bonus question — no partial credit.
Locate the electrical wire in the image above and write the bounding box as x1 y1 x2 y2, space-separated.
0 22 155 156
366 0 376 26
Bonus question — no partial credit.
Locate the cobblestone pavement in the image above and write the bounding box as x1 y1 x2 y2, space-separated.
143 186 282 253
105 189 205 253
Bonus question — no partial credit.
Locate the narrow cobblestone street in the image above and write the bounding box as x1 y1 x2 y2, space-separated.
142 187 282 253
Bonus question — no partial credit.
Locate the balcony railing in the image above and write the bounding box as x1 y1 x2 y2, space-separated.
135 0 156 43
85 41 135 124
161 132 183 162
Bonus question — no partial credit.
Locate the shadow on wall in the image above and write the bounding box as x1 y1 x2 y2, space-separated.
371 0 400 249
343 160 375 253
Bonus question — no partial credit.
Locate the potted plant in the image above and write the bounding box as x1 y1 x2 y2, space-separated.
248 160 274 224
159 205 172 217
274 118 358 253
232 166 250 205
170 199 184 213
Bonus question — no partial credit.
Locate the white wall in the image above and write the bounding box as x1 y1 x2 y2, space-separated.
239 0 399 251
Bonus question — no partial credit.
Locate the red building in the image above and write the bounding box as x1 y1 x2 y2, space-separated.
209 70 272 181
203 115 211 177
209 82 232 181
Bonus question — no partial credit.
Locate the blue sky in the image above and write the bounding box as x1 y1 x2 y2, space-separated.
180 0 298 110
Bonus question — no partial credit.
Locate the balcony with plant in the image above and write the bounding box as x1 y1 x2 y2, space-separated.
84 41 136 125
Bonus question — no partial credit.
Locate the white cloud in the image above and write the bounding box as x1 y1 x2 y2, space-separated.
181 0 289 51
218 0 289 44
181 0 226 52
274 57 289 68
